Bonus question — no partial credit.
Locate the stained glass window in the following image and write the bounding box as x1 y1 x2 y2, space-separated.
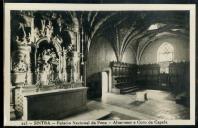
157 42 174 73
157 42 174 63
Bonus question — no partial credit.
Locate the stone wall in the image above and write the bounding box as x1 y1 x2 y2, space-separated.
140 36 189 64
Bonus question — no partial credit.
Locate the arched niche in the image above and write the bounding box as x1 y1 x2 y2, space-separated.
36 37 62 52
35 37 62 85
37 41 58 58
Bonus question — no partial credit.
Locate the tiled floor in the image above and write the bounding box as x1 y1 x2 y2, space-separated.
64 89 190 120
102 89 190 120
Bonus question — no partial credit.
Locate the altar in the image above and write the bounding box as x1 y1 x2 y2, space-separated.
10 11 87 120
22 87 87 120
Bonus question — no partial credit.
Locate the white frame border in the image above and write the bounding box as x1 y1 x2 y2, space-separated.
4 3 196 126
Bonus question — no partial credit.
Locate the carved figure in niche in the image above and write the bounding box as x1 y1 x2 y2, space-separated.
45 20 53 41
13 57 27 73
42 62 51 85
42 49 52 63
50 51 59 81
38 47 59 84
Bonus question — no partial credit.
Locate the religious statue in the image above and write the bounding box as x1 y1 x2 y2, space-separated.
42 62 51 85
42 49 52 63
38 48 60 85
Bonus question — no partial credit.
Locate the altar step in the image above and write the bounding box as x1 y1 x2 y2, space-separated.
112 86 139 94
120 86 139 94
64 109 111 120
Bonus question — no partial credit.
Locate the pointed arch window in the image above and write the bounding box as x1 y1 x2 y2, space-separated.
157 42 174 73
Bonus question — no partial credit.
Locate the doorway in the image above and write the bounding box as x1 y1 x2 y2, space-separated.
101 69 111 101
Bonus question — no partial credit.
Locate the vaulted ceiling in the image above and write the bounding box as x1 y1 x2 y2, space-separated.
78 11 189 62
12 11 189 63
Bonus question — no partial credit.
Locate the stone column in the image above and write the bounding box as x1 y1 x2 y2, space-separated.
63 49 67 82
24 45 32 85
58 52 62 80
76 28 81 54
84 61 87 87
10 86 16 120
73 51 80 82
74 26 81 83
81 27 85 85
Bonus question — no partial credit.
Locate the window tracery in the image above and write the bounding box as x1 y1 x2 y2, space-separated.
157 42 174 73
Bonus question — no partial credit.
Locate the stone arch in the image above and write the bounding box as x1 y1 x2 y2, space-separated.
34 37 62 74
87 13 117 52
137 33 188 64
36 37 62 53
121 43 137 64
138 34 176 64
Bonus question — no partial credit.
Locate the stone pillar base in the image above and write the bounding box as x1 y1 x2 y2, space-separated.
10 104 16 120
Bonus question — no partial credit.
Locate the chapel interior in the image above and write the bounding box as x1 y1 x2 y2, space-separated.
10 10 191 120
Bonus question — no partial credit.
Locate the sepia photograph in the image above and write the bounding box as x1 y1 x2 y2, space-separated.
4 3 196 126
